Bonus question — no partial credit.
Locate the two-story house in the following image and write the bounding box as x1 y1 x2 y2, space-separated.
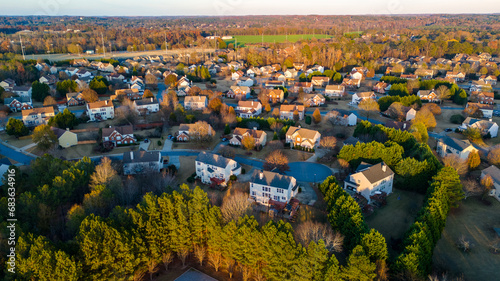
249 170 298 205
285 126 321 149
4 96 32 112
184 96 208 111
446 71 466 82
280 104 305 120
229 127 267 147
324 85 346 98
481 165 500 202
351 92 376 104
342 78 361 89
176 122 214 141
102 125 136 146
123 150 162 175
133 98 159 115
436 136 478 160
417 89 439 103
12 86 32 98
66 92 85 106
236 101 262 118
372 82 390 94
325 110 357 126
470 91 494 105
195 152 241 186
344 162 394 203
303 93 326 107
293 82 313 93
51 127 78 148
22 107 55 127
268 89 284 103
467 102 494 118
311 76 330 88
227 86 251 100
460 117 499 138
86 100 114 122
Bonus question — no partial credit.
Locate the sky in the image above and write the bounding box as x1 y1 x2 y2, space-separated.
3 0 500 16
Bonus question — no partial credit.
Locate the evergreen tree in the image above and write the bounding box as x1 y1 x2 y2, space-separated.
6 118 29 137
341 245 377 281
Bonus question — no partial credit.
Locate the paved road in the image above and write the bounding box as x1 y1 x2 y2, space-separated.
0 142 35 165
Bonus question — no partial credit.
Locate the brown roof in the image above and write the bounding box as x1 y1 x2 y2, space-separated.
311 76 330 82
280 104 305 112
325 85 344 91
238 100 261 109
285 126 319 140
102 125 134 138
468 102 494 110
87 100 113 109
22 107 55 117
233 127 265 138
294 82 312 87
356 162 394 184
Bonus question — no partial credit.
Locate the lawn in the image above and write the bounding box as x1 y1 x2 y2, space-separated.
433 197 500 281
365 189 425 258
176 156 197 184
0 132 34 148
170 129 222 151
224 34 333 45
231 141 313 163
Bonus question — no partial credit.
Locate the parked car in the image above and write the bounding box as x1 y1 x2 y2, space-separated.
222 138 228 142
144 138 149 143
444 128 453 132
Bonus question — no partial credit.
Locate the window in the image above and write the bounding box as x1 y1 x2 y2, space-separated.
251 191 256 196
277 188 284 194
262 186 271 192
273 196 279 201
282 196 286 201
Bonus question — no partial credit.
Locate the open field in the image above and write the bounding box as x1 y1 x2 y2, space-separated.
365 189 425 258
224 34 332 45
433 197 500 281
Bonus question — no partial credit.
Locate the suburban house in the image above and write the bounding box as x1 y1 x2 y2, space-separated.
467 102 494 118
303 93 326 107
0 78 16 91
372 82 390 94
114 88 142 100
237 77 254 87
228 61 242 70
350 70 363 80
249 170 298 205
229 127 267 147
232 70 244 81
12 86 32 98
414 68 435 79
417 89 439 102
268 89 284 103
236 101 262 118
324 85 346 98
460 117 499 138
4 96 32 112
39 74 57 85
66 92 85 106
50 127 78 148
176 122 214 142
470 80 490 92
271 73 286 82
293 82 313 93
133 98 159 115
195 152 241 186
436 136 478 160
382 103 416 121
265 80 285 89
470 91 494 104
123 150 162 175
106 73 126 83
306 65 325 75
22 107 55 127
184 96 208 110
65 67 79 76
246 67 261 77
445 71 466 82
86 100 114 122
479 75 497 85
284 69 299 80
285 126 321 149
227 86 251 100
344 162 394 203
325 110 357 126
342 78 361 89
351 92 376 104
76 69 92 79
481 165 500 202
280 104 305 120
293 63 305 71
311 76 330 87
178 76 190 89
401 74 418 80
102 125 136 146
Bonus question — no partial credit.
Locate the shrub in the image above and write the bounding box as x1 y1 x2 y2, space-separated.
229 175 237 181
241 168 246 174
450 114 465 124
157 140 162 146
305 115 312 125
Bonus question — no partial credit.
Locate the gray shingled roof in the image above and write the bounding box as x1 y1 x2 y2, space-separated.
123 150 160 164
482 165 500 185
250 169 295 189
439 136 472 152
196 152 233 168
356 162 394 184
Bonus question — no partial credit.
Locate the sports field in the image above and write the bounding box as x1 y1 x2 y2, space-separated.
224 34 332 45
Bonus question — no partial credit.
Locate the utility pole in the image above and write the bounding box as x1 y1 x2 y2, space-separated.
19 34 25 60
101 33 106 57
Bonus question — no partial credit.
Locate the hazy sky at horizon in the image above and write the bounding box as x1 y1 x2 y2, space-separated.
4 0 500 16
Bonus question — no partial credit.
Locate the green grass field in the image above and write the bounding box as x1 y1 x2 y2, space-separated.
224 34 332 46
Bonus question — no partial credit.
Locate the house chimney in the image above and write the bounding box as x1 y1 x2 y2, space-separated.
259 171 264 179
130 151 134 160
66 128 70 131
253 127 257 131
382 163 387 172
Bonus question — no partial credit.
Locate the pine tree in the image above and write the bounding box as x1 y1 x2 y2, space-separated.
360 229 388 263
341 245 377 281
312 108 322 124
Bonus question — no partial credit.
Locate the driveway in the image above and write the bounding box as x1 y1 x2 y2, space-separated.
294 181 318 206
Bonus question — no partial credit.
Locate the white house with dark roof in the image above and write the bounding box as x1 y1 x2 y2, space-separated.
481 165 500 202
22 107 55 127
344 162 394 203
436 136 478 160
324 85 346 97
123 150 162 175
351 92 376 104
460 117 498 138
285 126 321 149
86 100 114 122
133 97 159 115
184 96 207 111
195 152 241 186
249 169 298 205
466 102 493 118
12 86 32 98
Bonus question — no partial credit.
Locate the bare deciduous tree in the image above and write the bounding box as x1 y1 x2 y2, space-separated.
457 235 472 253
241 135 256 151
270 122 283 133
272 107 280 118
442 155 468 175
194 245 206 266
358 98 380 118
221 192 252 222
295 221 344 252
207 250 222 272
146 258 159 281
161 252 173 271
413 108 437 128
263 150 290 172
177 248 189 268
487 145 500 165
320 136 337 151
219 146 236 158
90 157 117 188
462 179 483 199
189 121 215 144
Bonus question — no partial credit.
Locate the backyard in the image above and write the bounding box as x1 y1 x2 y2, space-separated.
433 197 500 281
